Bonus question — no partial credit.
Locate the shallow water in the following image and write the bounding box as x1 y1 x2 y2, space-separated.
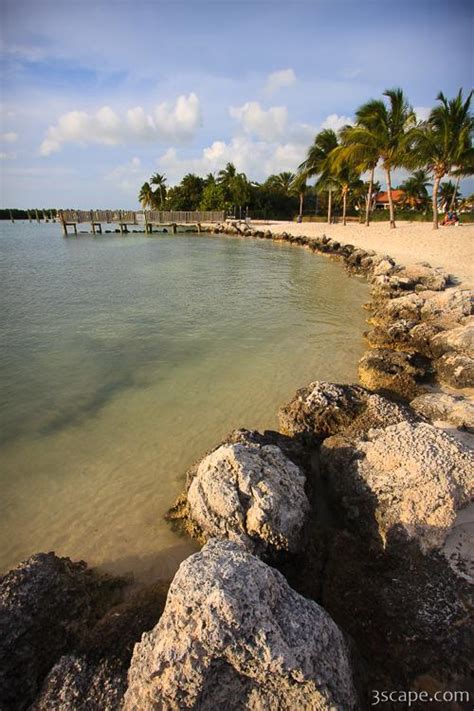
0 222 368 581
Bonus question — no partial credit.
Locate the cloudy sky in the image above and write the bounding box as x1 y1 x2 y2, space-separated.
1 0 472 208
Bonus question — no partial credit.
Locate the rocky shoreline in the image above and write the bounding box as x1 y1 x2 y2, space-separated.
1 224 473 710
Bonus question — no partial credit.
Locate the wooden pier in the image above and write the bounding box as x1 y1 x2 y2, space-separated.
58 210 225 236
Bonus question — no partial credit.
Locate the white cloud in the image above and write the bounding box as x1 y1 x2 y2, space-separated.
265 69 296 95
157 109 354 184
158 136 308 184
229 102 288 141
104 156 147 194
39 94 201 156
1 132 18 143
414 106 431 122
320 113 353 132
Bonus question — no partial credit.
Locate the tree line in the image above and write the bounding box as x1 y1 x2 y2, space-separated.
139 88 473 229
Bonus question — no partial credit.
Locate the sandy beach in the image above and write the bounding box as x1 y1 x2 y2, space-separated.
263 221 474 289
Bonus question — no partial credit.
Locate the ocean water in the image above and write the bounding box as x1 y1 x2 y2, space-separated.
0 222 368 581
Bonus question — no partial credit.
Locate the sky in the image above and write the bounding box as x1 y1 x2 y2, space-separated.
0 0 473 208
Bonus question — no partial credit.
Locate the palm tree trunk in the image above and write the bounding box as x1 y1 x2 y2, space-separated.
327 188 332 224
342 190 347 226
449 175 461 211
299 192 304 219
385 167 396 228
432 174 441 230
365 167 374 227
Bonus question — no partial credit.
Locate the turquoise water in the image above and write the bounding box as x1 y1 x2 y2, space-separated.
0 222 368 581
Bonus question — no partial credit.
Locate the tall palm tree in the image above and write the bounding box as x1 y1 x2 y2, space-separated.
299 129 339 223
438 180 461 212
411 89 473 229
290 173 307 220
138 182 155 209
327 160 364 226
343 89 416 228
335 122 380 226
398 169 432 210
449 144 474 209
150 173 167 208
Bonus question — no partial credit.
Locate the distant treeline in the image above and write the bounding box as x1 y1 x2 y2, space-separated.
0 209 58 220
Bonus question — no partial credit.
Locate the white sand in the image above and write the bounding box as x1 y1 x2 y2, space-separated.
262 221 474 288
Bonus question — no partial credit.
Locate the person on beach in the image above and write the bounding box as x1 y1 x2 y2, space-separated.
441 210 460 226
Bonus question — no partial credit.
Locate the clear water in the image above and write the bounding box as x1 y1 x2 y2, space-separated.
0 222 368 581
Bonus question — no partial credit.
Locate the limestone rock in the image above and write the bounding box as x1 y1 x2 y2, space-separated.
0 552 123 711
358 349 429 400
186 441 310 554
31 656 125 711
430 317 474 358
278 381 412 439
372 289 472 329
321 421 474 553
410 391 474 430
435 352 474 388
123 539 357 711
371 256 396 277
31 581 169 710
393 263 448 292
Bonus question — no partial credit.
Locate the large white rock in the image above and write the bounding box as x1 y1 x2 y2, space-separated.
322 421 474 554
187 442 310 554
123 539 357 711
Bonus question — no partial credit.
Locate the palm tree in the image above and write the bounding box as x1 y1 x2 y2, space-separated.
335 122 380 227
290 173 307 220
138 182 155 209
411 89 473 229
344 89 416 228
299 129 339 223
449 144 474 209
438 180 461 212
270 172 296 194
328 161 364 226
150 173 167 208
217 162 237 187
398 169 432 210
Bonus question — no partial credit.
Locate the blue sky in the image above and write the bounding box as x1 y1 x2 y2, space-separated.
1 0 473 208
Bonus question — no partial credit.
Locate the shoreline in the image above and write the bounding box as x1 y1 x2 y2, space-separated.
260 220 474 289
1 222 473 710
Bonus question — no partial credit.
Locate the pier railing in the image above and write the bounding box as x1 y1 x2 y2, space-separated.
58 209 225 225
57 209 226 235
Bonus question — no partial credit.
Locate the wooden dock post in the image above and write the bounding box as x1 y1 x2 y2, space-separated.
90 210 96 235
172 223 177 234
59 210 68 236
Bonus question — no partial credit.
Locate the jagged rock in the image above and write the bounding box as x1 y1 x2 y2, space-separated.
435 352 474 388
393 264 448 292
372 289 472 329
31 656 125 711
430 317 474 358
371 256 396 277
358 349 430 400
0 553 124 711
278 381 412 439
366 320 442 357
411 391 474 430
186 440 310 554
123 539 357 711
321 421 474 553
31 581 169 710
